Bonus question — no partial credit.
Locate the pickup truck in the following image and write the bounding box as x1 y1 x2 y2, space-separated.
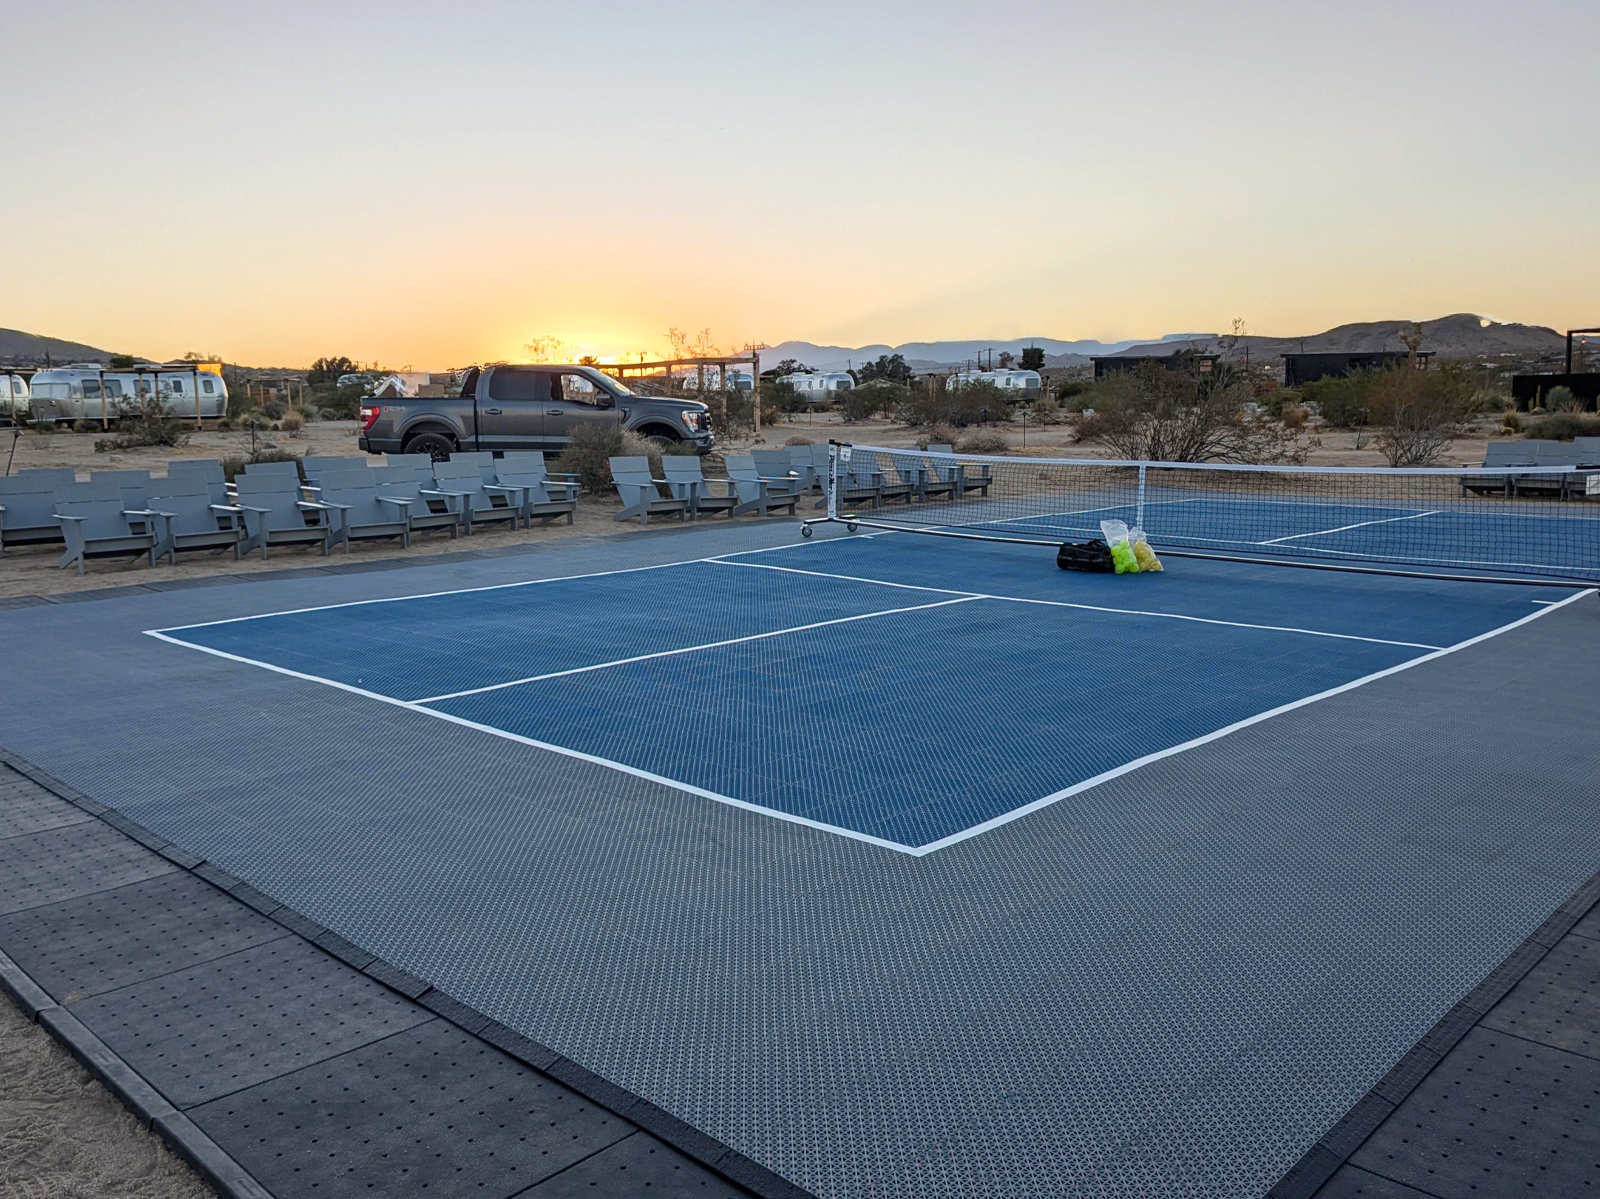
357 364 713 458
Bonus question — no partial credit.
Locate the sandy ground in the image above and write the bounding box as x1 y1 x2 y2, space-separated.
0 991 214 1199
0 414 1504 599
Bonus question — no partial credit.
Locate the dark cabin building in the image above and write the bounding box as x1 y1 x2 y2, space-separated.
1281 351 1433 387
1510 373 1600 411
1092 351 1219 379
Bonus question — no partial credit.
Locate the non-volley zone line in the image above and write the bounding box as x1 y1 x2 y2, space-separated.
712 559 1446 650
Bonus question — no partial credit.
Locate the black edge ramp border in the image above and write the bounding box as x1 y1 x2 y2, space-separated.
0 745 813 1199
1266 865 1600 1199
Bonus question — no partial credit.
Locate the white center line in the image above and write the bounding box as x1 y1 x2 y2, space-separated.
1258 510 1441 545
410 596 985 704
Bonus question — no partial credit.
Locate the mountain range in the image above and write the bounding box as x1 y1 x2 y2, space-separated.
0 314 1571 373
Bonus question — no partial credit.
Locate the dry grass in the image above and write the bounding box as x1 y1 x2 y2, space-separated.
0 992 214 1199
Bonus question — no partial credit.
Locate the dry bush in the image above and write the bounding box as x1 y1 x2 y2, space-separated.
957 430 1010 453
1079 363 1319 464
93 397 192 453
1027 395 1063 425
915 422 961 449
557 424 684 495
783 435 815 447
1368 363 1475 466
898 381 1008 428
281 409 307 436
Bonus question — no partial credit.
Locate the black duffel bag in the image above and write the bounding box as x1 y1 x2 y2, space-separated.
1057 539 1115 572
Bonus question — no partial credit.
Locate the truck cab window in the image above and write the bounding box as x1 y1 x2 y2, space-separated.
551 372 599 406
487 368 543 401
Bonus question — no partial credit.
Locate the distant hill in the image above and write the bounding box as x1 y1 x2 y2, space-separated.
0 327 124 365
761 334 1207 373
1107 314 1565 363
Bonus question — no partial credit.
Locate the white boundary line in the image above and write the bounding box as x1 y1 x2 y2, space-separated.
413 597 982 702
715 560 1446 650
1258 510 1442 545
144 583 1595 857
142 630 924 855
912 586 1597 854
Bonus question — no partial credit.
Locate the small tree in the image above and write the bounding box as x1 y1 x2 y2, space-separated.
1019 345 1045 371
1079 362 1316 463
997 351 1015 369
307 356 357 385
1368 362 1473 467
857 353 912 384
524 335 567 363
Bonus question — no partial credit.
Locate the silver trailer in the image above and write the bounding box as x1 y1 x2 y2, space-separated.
25 364 228 422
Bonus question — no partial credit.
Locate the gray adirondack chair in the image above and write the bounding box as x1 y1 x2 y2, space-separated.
610 456 688 523
493 452 580 503
929 444 991 497
386 453 437 481
902 449 958 502
725 455 800 517
13 468 78 486
1 476 71 552
241 459 303 484
232 473 335 559
447 451 495 468
1466 441 1539 497
662 457 738 519
54 494 162 574
752 449 812 507
366 468 461 539
301 456 372 493
784 445 820 492
832 451 882 511
485 461 578 526
426 460 520 533
313 470 417 550
142 479 249 562
166 459 229 497
1573 436 1600 466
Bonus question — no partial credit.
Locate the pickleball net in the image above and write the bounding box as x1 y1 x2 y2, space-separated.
814 442 1600 585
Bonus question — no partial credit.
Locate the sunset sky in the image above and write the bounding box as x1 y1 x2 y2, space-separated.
4 1 1596 368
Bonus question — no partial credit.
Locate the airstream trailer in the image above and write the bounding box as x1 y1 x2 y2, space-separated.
25 364 228 422
2 373 28 418
945 369 1042 394
777 372 854 401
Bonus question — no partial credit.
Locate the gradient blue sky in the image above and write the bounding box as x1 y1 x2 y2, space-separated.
3 1 1596 366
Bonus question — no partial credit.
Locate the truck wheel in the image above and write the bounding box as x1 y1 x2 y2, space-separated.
639 427 681 448
403 430 456 461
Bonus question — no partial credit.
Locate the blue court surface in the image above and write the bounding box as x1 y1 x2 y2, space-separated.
150 532 1584 854
941 490 1600 581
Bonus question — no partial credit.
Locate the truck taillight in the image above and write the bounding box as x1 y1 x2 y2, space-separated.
359 405 381 431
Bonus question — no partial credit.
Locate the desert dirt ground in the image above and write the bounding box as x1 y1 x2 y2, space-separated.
0 990 214 1199
0 414 1504 599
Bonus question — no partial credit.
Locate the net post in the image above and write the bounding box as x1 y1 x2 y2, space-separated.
1136 463 1147 530
826 442 839 520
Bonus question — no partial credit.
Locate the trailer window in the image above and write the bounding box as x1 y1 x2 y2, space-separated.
104 381 123 398
82 379 101 399
202 378 215 394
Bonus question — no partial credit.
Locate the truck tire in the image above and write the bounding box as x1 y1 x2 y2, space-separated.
402 428 456 461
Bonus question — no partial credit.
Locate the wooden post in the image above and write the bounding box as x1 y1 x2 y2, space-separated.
752 352 761 436
99 370 108 429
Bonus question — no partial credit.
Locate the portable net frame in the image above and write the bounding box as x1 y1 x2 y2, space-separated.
808 442 1600 586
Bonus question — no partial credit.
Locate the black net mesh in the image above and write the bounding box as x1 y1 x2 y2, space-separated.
826 443 1600 584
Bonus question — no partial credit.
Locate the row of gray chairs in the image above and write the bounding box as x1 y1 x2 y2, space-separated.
1468 440 1600 500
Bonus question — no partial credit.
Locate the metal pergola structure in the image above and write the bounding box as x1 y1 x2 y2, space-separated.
600 353 764 434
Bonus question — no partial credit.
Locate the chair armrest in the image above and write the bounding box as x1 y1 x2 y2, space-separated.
548 472 579 481
235 503 271 514
297 500 339 511
420 488 473 498
54 514 86 523
210 503 246 514
376 495 414 508
122 507 163 517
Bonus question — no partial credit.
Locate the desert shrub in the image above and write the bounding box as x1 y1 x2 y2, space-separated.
1525 413 1600 439
317 383 364 420
957 430 1009 454
219 449 301 482
94 397 192 453
258 399 287 420
1367 363 1475 466
1026 395 1062 425
1055 378 1090 406
840 380 904 423
556 424 667 495
767 381 805 414
898 381 1007 428
915 422 960 449
1501 410 1521 434
1544 385 1583 413
1300 371 1378 428
784 435 815 447
1076 363 1318 463
281 410 306 436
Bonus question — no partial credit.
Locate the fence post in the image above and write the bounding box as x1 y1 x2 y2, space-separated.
752 352 761 437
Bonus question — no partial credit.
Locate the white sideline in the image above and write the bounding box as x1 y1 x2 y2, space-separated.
912 586 1597 854
145 586 1595 857
142 631 922 855
411 596 983 703
714 560 1447 650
